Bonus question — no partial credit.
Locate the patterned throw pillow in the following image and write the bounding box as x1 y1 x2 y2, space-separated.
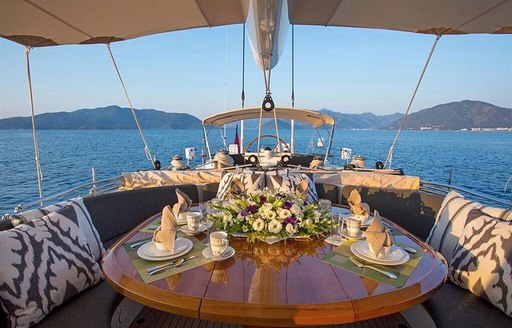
426 190 511 262
0 205 103 328
448 209 512 318
10 197 105 261
216 172 264 200
268 173 319 203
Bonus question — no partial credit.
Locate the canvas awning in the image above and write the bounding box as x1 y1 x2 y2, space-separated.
1 0 510 47
202 107 335 128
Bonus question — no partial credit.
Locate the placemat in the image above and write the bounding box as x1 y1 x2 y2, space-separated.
321 240 425 288
123 236 208 284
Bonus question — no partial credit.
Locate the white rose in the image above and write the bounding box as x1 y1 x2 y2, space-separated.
285 223 296 236
304 218 313 226
252 218 265 232
277 208 292 220
268 220 283 234
222 213 233 223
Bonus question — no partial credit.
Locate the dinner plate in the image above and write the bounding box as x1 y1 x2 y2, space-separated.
179 224 207 235
202 246 235 262
350 241 409 266
137 238 193 261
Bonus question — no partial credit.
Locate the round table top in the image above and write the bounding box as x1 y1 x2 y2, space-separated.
102 206 447 327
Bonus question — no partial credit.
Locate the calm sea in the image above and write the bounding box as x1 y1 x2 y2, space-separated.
1 129 511 214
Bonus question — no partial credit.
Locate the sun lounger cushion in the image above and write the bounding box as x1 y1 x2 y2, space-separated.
0 205 103 328
447 209 512 317
216 172 264 200
426 190 512 262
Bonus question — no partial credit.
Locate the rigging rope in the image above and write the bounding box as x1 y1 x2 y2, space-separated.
25 47 43 201
384 35 441 169
106 44 156 168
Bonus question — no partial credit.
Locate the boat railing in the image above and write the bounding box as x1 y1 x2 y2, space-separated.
421 180 512 209
9 175 122 214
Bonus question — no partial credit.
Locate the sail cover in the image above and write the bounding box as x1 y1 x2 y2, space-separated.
1 0 510 47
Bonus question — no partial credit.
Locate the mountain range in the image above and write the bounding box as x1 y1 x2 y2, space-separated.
0 100 510 130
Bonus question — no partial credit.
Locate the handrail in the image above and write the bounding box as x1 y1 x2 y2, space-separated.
421 180 512 208
12 176 122 213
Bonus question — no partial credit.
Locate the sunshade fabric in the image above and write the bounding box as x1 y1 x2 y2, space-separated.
202 107 335 128
0 0 249 47
288 0 512 35
1 0 511 47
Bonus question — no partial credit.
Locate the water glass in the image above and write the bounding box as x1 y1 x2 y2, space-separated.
318 199 332 213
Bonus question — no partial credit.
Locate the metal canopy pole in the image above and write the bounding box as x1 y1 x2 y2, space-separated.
290 24 295 153
241 23 246 152
25 47 43 201
385 35 441 169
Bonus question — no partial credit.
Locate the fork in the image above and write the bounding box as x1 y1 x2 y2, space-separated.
349 257 398 280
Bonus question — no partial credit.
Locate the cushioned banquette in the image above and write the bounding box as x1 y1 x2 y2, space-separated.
1 182 510 328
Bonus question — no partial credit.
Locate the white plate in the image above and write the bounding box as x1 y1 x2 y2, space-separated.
180 224 207 235
339 228 365 240
137 238 193 261
350 241 409 266
202 246 235 261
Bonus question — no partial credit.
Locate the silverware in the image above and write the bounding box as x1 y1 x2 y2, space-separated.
130 239 151 249
396 243 417 254
147 255 198 275
349 256 398 280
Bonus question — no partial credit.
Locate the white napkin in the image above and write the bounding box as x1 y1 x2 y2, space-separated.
153 205 178 252
347 189 370 218
364 210 393 256
172 188 192 218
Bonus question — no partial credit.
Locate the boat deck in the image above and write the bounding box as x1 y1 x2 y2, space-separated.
130 307 412 328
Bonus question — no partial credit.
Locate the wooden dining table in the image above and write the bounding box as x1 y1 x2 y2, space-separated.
102 206 447 327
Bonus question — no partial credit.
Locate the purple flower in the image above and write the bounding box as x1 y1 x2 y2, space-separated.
283 201 292 209
240 210 249 217
247 205 258 213
260 195 267 203
284 217 296 225
303 200 309 206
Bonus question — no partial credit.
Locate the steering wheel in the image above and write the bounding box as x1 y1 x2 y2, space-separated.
244 135 290 154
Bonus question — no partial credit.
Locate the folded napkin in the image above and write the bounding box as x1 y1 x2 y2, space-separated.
173 188 192 218
225 177 245 200
364 210 393 256
347 189 370 218
153 205 178 252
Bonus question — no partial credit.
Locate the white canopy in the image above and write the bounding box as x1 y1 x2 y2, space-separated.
202 107 335 128
1 0 510 47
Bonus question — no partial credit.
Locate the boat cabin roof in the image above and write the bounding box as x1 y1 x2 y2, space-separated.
202 107 335 128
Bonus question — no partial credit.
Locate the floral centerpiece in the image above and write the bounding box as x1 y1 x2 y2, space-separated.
207 189 331 242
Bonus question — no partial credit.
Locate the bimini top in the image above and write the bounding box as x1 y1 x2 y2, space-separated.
1 1 511 47
202 107 335 128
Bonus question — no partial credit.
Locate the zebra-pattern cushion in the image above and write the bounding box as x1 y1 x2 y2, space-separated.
0 205 103 328
448 209 512 318
10 197 105 261
426 190 511 262
268 173 319 203
216 172 264 200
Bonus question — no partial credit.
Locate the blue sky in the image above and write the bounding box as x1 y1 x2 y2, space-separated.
1 24 511 119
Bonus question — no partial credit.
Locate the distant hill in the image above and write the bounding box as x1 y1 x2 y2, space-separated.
240 111 402 130
384 100 512 130
317 109 403 129
0 105 201 130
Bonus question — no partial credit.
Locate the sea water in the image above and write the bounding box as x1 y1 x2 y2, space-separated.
0 129 511 214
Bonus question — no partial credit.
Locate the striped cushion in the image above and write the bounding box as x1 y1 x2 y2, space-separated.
0 205 103 328
216 172 264 200
268 173 319 203
448 209 512 317
426 190 511 262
